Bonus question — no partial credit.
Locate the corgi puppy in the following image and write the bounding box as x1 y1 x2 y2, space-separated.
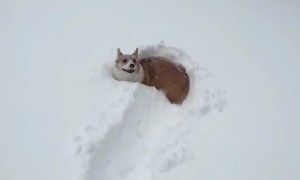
112 48 190 104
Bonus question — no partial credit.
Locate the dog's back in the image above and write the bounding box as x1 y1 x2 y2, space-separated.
140 56 189 104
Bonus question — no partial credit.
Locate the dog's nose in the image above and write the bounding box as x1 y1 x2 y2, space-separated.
130 64 135 68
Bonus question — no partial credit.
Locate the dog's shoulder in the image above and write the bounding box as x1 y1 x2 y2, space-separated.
139 56 169 68
140 56 186 73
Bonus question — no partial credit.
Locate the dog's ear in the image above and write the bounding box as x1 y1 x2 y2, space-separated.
117 48 123 56
132 48 138 57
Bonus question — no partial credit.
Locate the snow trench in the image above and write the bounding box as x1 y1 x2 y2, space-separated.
75 43 226 180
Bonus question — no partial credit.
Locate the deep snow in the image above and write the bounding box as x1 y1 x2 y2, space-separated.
76 44 225 180
1 0 300 180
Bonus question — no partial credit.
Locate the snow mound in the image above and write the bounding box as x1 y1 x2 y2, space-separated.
75 43 226 180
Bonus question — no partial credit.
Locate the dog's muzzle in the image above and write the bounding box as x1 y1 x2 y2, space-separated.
122 68 135 73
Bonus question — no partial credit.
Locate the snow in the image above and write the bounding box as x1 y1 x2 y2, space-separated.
1 0 300 180
79 44 224 180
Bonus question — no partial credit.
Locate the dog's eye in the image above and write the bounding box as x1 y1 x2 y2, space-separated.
122 59 128 63
132 59 136 63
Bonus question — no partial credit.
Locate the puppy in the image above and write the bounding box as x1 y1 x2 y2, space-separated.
112 48 189 104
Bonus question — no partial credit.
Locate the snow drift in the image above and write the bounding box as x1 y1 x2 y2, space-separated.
1 1 300 180
74 43 226 180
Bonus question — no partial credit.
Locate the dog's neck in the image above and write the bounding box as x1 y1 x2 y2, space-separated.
112 63 144 83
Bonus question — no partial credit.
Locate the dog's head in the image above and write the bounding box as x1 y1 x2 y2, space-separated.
112 48 144 82
115 48 139 74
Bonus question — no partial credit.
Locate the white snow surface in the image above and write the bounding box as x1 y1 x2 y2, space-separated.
79 44 225 180
1 0 300 180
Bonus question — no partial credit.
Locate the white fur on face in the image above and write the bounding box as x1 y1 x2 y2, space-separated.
121 58 137 72
112 62 144 82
